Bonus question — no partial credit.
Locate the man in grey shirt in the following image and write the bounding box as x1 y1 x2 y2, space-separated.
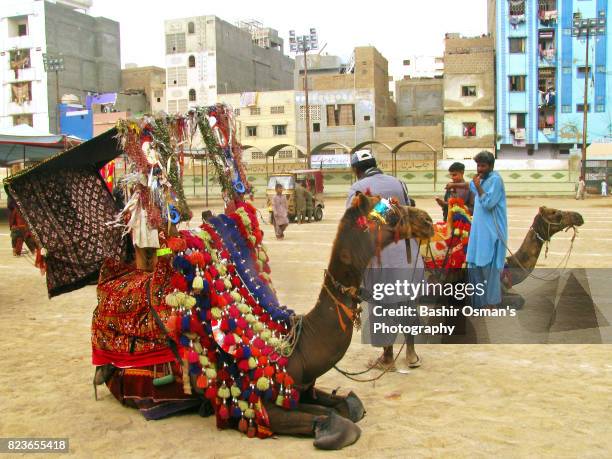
346 151 423 370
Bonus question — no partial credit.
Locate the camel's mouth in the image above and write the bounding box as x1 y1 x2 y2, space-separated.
403 207 434 239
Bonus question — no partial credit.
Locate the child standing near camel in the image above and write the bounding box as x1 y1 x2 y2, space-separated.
272 183 289 239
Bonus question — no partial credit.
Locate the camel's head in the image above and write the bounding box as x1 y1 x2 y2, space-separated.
334 192 434 269
535 206 584 240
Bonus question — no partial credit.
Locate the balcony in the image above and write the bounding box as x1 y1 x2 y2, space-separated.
4 67 39 83
509 0 526 29
538 0 558 28
538 30 556 66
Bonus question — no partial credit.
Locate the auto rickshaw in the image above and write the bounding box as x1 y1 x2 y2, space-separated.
266 169 324 223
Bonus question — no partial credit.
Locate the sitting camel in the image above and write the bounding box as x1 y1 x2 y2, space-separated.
94 193 434 450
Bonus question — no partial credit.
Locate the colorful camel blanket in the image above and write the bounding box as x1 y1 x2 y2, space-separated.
420 198 472 269
92 201 298 438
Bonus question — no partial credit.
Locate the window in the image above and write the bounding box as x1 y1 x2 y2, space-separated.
188 55 196 68
576 103 591 112
167 67 187 86
403 59 410 66
462 86 477 97
11 82 32 104
165 33 186 54
364 115 371 121
246 126 257 137
463 122 477 137
313 122 320 132
561 105 572 113
299 105 321 121
509 37 526 53
509 75 526 92
577 66 591 78
8 16 29 37
273 125 287 136
326 104 355 127
12 114 33 126
595 104 605 112
510 113 526 130
596 65 606 74
249 107 260 115
509 0 525 16
9 49 31 76
251 151 264 160
234 108 240 116
188 89 196 102
187 22 195 34
278 150 293 159
562 66 572 74
270 106 284 114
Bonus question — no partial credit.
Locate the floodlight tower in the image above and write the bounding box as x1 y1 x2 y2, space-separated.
572 11 606 179
43 53 65 134
289 28 318 168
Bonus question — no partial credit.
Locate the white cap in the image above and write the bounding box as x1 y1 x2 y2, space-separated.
350 150 374 166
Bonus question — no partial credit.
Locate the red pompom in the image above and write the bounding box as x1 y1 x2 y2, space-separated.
229 306 240 319
254 368 264 379
258 355 268 366
170 273 188 292
218 403 229 420
214 279 225 292
220 319 230 332
167 237 187 252
238 359 250 372
263 366 275 377
205 386 217 400
224 333 236 347
231 276 241 288
188 251 206 268
208 265 219 278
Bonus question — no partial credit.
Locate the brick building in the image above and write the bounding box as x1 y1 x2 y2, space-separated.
443 34 496 160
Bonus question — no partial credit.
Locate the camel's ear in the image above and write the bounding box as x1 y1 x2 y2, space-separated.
351 191 372 215
539 206 547 214
339 247 352 265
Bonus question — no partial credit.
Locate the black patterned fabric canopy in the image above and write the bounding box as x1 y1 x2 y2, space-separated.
4 129 124 297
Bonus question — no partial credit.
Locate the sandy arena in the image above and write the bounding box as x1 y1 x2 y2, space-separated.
1 196 611 458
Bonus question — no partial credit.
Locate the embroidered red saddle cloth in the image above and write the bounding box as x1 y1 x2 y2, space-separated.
91 258 175 368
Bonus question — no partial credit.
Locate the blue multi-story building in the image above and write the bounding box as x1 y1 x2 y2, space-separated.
494 0 609 158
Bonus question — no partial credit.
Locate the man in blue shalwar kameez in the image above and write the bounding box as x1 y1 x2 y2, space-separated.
451 151 507 307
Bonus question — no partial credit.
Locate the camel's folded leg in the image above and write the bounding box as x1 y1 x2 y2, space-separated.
299 387 366 423
265 402 361 450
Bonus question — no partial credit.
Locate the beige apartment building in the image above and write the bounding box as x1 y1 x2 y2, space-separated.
443 34 496 160
121 65 166 114
217 90 298 166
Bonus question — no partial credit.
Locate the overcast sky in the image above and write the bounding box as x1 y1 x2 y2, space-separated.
89 0 488 80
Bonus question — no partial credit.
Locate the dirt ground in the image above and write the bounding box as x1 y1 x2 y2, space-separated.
1 196 611 458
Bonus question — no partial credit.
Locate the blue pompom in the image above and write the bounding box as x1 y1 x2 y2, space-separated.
231 406 242 418
228 318 237 331
241 346 251 359
181 315 191 332
189 363 200 376
264 388 274 401
179 335 190 347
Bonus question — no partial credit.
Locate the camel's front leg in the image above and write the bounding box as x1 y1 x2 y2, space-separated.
299 386 366 423
265 402 361 450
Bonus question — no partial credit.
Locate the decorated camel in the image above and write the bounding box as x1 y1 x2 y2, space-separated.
92 192 434 450
421 199 584 292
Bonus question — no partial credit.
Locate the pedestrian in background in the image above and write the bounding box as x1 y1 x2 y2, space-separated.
294 181 307 224
576 176 586 200
601 180 608 197
272 183 289 239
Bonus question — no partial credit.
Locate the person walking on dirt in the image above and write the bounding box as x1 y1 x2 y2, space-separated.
576 176 586 200
272 183 289 239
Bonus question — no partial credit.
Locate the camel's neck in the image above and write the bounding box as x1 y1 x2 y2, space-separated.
291 240 370 386
505 218 545 285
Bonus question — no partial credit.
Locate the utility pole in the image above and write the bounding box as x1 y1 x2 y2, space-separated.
289 28 318 168
42 53 65 134
572 12 607 179
303 47 311 167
